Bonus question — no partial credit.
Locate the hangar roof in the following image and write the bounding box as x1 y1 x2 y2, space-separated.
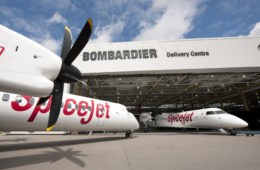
71 72 260 114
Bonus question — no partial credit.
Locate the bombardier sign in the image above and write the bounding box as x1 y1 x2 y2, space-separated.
74 37 260 75
83 49 157 61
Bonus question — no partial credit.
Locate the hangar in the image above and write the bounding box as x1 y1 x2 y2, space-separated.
71 37 260 129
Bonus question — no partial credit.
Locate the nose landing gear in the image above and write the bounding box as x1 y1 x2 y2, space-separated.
125 131 133 138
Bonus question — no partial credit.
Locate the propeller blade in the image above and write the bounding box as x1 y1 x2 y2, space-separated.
64 18 93 65
36 96 50 106
60 26 72 61
46 81 64 131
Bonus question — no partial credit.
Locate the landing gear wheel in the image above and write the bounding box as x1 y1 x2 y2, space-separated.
125 131 133 139
228 129 236 136
144 125 149 133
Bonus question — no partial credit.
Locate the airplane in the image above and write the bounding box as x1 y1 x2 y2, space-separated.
0 18 95 131
139 108 248 135
0 18 141 136
0 91 139 138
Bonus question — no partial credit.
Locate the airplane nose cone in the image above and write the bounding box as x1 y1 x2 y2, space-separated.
128 112 140 130
222 114 249 128
232 117 248 128
239 119 248 128
133 117 140 130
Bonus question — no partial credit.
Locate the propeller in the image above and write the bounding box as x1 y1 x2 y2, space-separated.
37 18 93 131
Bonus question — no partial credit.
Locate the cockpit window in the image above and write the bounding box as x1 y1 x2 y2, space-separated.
215 110 226 114
206 111 215 115
206 110 226 115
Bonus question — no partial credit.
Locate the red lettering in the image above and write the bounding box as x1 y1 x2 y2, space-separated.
77 101 89 117
11 95 112 125
96 103 104 118
11 96 33 111
81 100 95 124
190 112 194 121
0 46 5 56
185 113 189 121
168 112 194 125
28 97 52 122
63 98 76 115
105 103 110 118
168 115 171 122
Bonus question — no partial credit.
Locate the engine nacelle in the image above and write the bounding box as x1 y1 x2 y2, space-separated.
0 25 62 97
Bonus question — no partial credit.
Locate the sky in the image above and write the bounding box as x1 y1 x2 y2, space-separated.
0 0 260 54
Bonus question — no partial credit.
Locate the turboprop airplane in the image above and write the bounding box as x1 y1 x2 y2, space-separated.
0 18 94 131
140 108 248 135
0 91 139 138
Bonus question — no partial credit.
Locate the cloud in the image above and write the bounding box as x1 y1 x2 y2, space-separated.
89 0 204 42
47 12 68 25
0 6 64 54
30 0 77 11
33 33 61 54
134 0 204 41
91 19 125 43
0 6 22 18
248 22 260 36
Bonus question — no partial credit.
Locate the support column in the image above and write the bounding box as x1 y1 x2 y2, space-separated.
218 99 223 108
240 91 249 111
77 83 83 95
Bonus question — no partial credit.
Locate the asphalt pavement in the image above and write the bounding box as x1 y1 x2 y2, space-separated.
0 133 259 170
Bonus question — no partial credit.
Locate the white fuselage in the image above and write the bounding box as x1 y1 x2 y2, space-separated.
0 25 61 97
143 108 248 129
0 91 139 132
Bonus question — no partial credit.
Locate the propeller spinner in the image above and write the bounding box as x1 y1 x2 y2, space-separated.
37 18 93 131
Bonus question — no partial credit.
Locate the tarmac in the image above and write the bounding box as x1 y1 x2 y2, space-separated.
0 132 260 170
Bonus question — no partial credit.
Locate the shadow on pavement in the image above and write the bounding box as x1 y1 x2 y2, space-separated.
0 136 124 152
0 147 87 169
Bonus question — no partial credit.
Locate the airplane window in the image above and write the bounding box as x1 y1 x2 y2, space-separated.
2 94 10 101
61 102 64 108
75 104 79 110
206 111 215 115
29 98 35 104
82 105 85 110
215 110 226 114
68 103 71 109
88 106 92 111
15 96 22 103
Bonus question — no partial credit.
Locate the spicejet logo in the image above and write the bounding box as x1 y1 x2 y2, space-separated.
11 95 111 125
168 112 194 125
0 46 5 56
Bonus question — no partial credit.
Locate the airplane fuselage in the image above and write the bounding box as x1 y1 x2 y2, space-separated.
0 91 139 132
142 108 248 129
